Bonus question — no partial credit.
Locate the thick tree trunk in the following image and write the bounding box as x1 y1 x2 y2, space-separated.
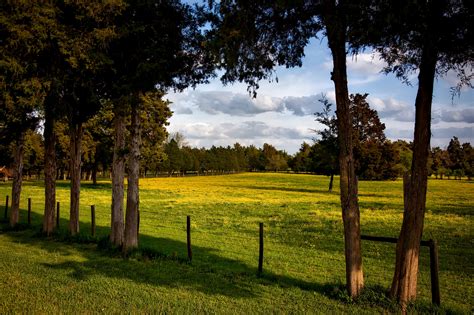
390 27 438 306
10 134 25 227
324 0 364 297
69 122 83 235
123 104 141 252
110 109 126 246
43 104 56 235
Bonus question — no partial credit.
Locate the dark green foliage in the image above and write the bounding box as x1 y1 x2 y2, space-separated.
206 1 320 95
108 0 214 99
310 94 398 180
289 142 313 173
157 140 289 175
360 0 473 94
310 95 339 177
0 1 49 146
430 138 473 180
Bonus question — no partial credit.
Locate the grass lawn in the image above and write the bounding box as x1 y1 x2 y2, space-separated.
0 173 472 313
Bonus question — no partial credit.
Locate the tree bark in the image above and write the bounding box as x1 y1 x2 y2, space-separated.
110 108 126 246
324 0 364 297
390 12 439 306
43 102 56 235
69 122 83 235
123 103 141 252
10 134 25 227
328 173 334 192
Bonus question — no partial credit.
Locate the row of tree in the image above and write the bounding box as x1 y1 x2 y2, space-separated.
1 0 472 307
2 118 471 186
1 1 212 252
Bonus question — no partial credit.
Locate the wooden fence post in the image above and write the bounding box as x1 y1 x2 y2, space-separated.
258 222 264 275
56 201 60 229
4 195 9 220
429 239 441 306
28 198 31 225
91 205 96 237
187 215 192 261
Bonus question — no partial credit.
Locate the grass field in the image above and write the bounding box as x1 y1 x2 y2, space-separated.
0 173 472 313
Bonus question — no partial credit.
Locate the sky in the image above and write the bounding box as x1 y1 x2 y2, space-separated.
166 38 473 154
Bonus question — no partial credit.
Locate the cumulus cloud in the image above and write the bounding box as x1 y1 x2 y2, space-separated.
323 52 387 83
282 95 324 116
347 53 387 76
170 89 473 130
177 121 310 142
431 127 473 139
367 96 415 122
440 68 474 91
171 90 331 117
385 129 414 139
192 91 284 116
441 108 474 123
386 127 473 142
173 106 193 115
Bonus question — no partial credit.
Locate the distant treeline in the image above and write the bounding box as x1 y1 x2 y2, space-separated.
291 136 473 180
1 125 471 181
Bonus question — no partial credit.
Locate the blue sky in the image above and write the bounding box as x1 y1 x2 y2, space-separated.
166 38 473 154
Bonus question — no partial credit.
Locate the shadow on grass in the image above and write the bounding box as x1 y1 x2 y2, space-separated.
0 211 466 314
0 209 340 300
16 180 113 191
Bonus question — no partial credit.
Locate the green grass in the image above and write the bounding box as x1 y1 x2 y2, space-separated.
0 173 472 313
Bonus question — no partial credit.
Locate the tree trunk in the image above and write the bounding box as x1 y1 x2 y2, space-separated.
110 108 126 246
92 165 97 185
69 122 83 235
328 173 334 192
10 134 25 227
390 13 438 306
123 103 141 252
43 103 56 235
324 0 364 297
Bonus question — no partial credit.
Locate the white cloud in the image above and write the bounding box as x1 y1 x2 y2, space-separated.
282 95 323 116
441 108 474 123
367 96 414 121
178 121 309 141
323 52 387 85
191 91 284 116
347 53 387 76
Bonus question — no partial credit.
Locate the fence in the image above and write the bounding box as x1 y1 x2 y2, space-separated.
361 234 440 306
2 194 440 306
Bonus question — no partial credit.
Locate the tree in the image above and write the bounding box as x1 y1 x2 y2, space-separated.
349 93 398 180
461 143 473 180
447 136 463 179
140 93 172 177
313 94 395 185
61 1 124 236
107 0 214 251
208 0 367 296
83 103 115 184
5 1 125 235
164 138 184 176
0 1 48 227
362 0 473 305
313 95 339 190
262 143 288 172
290 142 312 173
23 130 44 179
